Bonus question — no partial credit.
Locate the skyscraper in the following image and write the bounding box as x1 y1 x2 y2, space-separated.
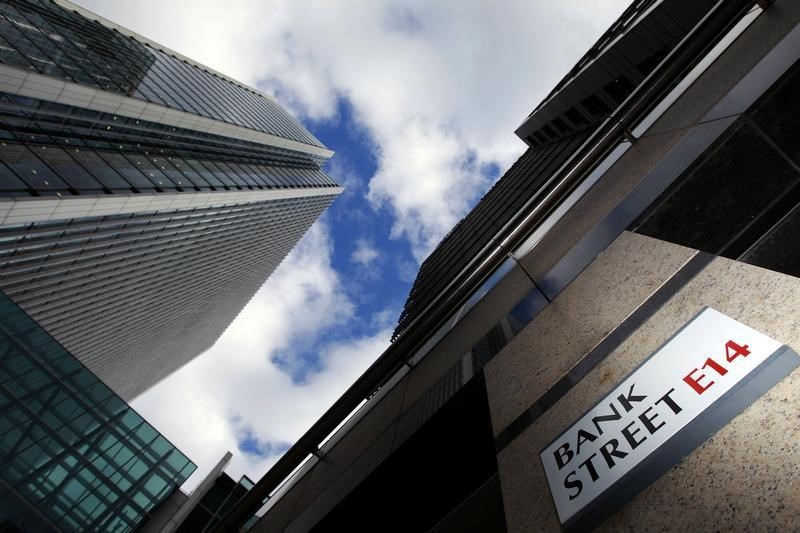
0 0 341 399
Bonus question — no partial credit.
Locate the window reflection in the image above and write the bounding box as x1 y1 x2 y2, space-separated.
0 292 195 532
0 0 323 147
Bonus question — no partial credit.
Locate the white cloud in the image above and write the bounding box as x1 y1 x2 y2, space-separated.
131 222 391 488
351 239 379 267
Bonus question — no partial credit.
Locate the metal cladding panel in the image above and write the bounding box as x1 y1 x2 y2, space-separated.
0 0 323 148
393 128 593 340
0 194 337 399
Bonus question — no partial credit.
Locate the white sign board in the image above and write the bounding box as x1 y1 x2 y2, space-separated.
540 307 793 527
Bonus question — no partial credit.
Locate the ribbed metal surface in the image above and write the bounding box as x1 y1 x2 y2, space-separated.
0 194 337 399
0 0 340 401
393 128 592 340
273 360 465 532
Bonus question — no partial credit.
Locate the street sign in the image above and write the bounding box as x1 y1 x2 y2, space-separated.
541 307 799 530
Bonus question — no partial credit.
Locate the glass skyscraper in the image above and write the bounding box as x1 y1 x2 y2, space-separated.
0 0 341 399
0 291 196 532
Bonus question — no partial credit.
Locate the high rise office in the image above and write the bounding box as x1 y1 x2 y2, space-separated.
217 0 800 531
0 0 341 531
0 0 341 399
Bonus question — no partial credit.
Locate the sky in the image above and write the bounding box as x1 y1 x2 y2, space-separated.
73 0 630 489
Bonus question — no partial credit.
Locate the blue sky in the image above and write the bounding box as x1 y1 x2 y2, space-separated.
270 99 412 383
74 0 630 488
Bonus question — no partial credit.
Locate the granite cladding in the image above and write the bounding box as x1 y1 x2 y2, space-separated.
494 253 800 532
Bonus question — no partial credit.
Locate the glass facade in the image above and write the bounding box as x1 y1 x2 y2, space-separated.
176 473 253 533
0 291 195 532
0 0 340 401
0 0 322 147
0 93 336 197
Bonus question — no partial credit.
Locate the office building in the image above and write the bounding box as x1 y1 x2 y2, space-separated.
138 452 254 533
0 291 196 532
0 0 341 399
216 0 800 531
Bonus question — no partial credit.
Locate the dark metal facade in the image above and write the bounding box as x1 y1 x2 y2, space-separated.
176 473 254 533
393 0 744 341
393 129 592 340
515 0 717 148
0 292 195 532
633 55 800 275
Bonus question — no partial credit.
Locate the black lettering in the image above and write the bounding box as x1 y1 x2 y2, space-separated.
617 383 647 412
638 406 665 434
554 442 573 470
655 387 683 414
591 402 621 435
621 419 647 450
575 428 597 456
564 471 582 500
578 453 599 482
599 438 628 469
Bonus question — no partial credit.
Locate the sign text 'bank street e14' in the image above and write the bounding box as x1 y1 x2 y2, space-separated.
540 307 799 530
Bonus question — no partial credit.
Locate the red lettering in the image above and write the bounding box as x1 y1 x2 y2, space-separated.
683 367 714 395
725 340 750 362
701 357 728 376
683 339 752 395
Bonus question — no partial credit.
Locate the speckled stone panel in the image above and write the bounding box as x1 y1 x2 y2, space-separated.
485 231 697 435
497 256 800 533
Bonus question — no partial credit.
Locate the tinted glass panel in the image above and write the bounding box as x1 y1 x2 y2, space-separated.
749 59 800 164
741 203 800 278
631 57 800 281
69 149 130 190
0 0 324 147
634 121 800 253
31 145 102 190
0 292 195 533
0 142 69 191
96 152 155 190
